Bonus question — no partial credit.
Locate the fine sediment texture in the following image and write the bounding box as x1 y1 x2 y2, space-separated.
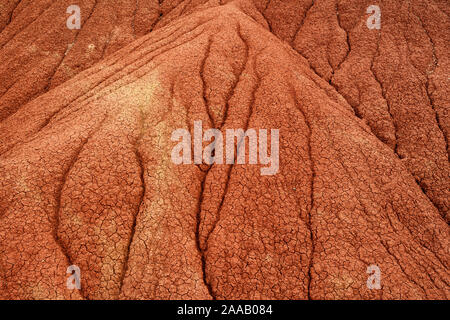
0 0 448 299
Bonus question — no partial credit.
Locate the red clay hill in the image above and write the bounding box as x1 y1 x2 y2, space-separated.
0 0 448 299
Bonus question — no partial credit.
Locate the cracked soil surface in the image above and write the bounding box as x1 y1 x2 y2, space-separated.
0 0 448 299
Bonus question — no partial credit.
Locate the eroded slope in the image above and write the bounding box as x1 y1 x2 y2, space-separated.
0 0 448 299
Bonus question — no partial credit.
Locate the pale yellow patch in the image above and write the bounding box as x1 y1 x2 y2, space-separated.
332 274 355 292
111 70 163 125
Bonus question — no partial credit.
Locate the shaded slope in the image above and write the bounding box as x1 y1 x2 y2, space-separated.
257 0 449 221
0 0 213 122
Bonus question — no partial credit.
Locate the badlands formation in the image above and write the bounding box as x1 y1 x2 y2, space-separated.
0 0 448 299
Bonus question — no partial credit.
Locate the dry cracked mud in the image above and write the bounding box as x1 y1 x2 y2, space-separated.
0 0 448 300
